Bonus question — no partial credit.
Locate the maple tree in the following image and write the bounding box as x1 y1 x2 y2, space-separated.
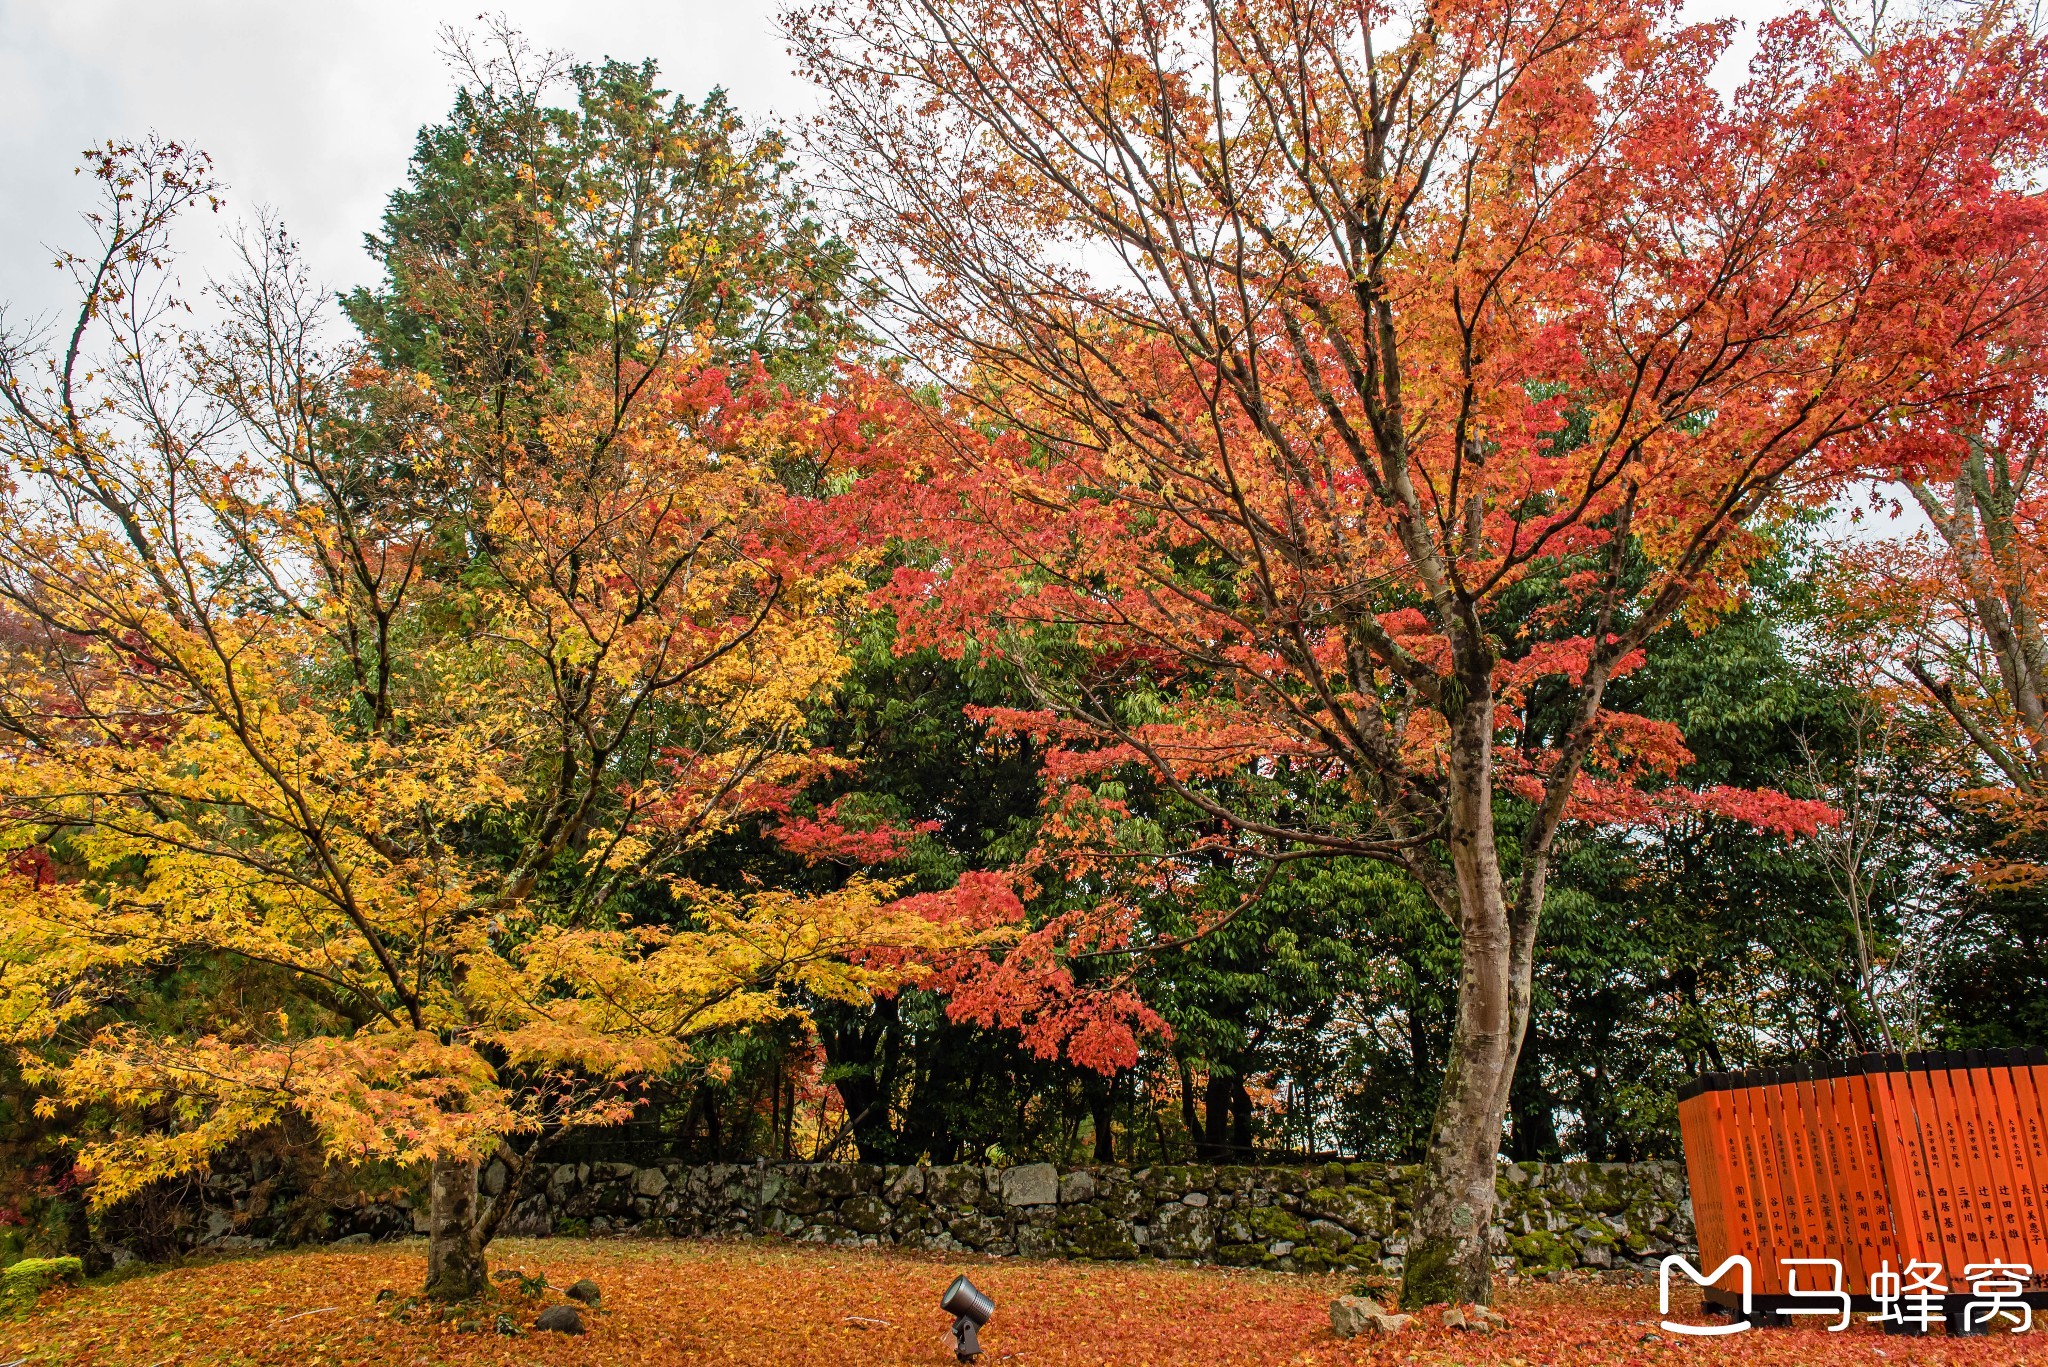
0 117 952 1302
793 0 2048 1304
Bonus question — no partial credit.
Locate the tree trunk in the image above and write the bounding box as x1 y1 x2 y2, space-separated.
60 1174 106 1274
703 1086 725 1158
820 1001 900 1162
1176 1055 1203 1156
1399 946 1525 1306
1087 1077 1117 1163
1229 1076 1254 1156
1201 1070 1233 1159
1398 691 1537 1309
424 1154 488 1302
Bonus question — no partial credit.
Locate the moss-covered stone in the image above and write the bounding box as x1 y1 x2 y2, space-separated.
1265 1169 1311 1198
1214 1166 1258 1195
839 1195 892 1235
807 1164 879 1199
1581 1180 1628 1215
925 1166 986 1209
1142 1166 1203 1201
0 1257 81 1315
1016 1218 1061 1258
1094 1176 1149 1221
1305 1218 1357 1253
946 1212 1006 1249
1243 1206 1306 1244
1149 1202 1214 1259
1304 1185 1395 1234
1061 1213 1141 1260
1507 1230 1575 1271
1213 1242 1274 1268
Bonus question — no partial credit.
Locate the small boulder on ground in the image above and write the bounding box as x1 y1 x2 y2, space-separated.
565 1279 602 1305
1444 1303 1509 1333
1368 1313 1414 1335
0 1257 83 1314
1330 1295 1386 1339
534 1304 585 1334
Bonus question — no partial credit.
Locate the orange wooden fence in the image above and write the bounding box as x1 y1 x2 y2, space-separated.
1676 1049 2048 1295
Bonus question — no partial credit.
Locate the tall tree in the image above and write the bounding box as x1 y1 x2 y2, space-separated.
794 0 2048 1303
347 23 861 405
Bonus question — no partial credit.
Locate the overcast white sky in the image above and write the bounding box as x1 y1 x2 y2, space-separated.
0 0 824 326
6 0 1927 542
0 0 1811 331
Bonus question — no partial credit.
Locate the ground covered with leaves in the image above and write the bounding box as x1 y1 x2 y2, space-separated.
3 1238 2042 1366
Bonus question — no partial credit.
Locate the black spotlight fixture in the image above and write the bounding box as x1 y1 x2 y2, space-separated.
939 1274 995 1362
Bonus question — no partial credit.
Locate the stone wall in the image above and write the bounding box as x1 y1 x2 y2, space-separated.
128 1152 1694 1276
482 1159 1694 1276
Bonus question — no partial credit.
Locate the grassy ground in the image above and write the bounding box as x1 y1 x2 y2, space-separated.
1 1238 2040 1366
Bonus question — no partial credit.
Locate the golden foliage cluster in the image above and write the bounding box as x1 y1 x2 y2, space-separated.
0 142 954 1203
